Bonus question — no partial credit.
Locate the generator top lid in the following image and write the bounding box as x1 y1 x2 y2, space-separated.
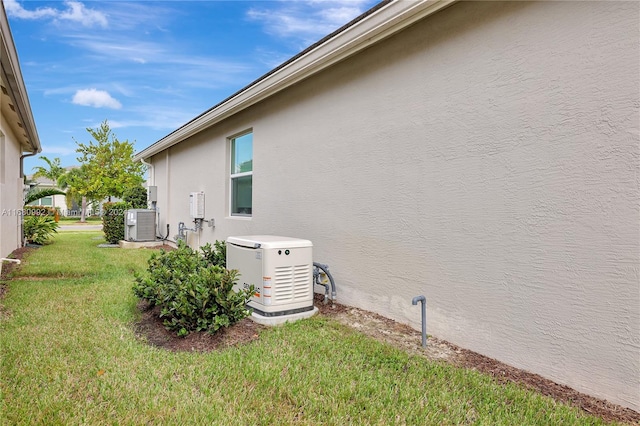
227 235 312 249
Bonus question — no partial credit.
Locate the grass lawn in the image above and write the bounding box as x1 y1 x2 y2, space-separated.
0 232 614 425
57 216 103 223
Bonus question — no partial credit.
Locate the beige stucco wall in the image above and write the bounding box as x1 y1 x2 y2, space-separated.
148 1 639 410
0 120 24 258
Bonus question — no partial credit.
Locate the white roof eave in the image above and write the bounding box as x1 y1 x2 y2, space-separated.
134 0 456 161
0 3 41 154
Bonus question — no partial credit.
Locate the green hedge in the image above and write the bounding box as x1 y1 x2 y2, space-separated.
102 201 131 244
123 186 148 209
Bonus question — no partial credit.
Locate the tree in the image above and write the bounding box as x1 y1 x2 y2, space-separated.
28 156 66 204
24 187 65 206
58 166 92 222
32 156 66 183
75 120 145 202
123 185 148 209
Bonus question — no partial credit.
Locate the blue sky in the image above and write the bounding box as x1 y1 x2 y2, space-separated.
5 0 378 173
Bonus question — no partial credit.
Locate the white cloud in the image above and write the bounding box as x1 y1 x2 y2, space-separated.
3 0 56 19
5 0 107 28
72 89 122 109
58 1 108 28
247 1 372 43
41 145 77 156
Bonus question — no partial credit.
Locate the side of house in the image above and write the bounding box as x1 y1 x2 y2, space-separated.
0 3 41 258
135 1 639 410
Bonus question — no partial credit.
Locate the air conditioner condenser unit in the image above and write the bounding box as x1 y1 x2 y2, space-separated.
124 209 156 242
227 235 318 325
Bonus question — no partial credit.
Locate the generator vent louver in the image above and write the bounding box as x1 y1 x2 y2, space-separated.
274 264 312 302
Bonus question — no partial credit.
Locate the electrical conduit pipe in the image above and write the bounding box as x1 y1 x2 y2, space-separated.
412 295 427 348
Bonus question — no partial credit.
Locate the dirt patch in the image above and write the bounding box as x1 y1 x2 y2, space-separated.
146 244 176 251
0 246 35 282
0 246 38 319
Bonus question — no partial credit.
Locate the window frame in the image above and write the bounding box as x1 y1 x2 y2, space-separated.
229 130 253 217
35 195 53 206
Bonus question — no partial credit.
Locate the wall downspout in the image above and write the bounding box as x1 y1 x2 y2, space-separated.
140 158 154 187
20 151 38 180
19 151 38 247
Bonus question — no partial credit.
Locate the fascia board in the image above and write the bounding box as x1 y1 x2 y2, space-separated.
0 5 41 154
135 0 456 161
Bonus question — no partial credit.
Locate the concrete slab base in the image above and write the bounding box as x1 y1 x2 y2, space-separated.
249 306 319 326
119 240 165 249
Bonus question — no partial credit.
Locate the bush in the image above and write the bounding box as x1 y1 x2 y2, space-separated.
24 205 60 222
102 201 131 244
123 186 148 209
133 241 253 336
201 240 227 268
23 215 58 245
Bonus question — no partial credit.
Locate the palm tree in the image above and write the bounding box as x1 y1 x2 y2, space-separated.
32 156 66 183
57 166 90 222
24 187 65 205
27 156 66 207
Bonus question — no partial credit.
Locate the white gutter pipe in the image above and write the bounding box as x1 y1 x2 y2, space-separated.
140 158 154 187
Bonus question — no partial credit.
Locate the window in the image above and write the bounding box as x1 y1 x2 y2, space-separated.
38 196 53 207
32 196 53 206
230 132 253 216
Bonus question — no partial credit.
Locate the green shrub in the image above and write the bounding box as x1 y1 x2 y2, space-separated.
123 186 148 209
23 215 58 245
200 240 227 268
102 201 131 244
133 241 253 336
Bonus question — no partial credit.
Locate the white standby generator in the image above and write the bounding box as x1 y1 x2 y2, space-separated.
227 235 318 325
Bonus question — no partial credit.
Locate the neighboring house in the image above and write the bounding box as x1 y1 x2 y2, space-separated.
0 4 41 258
25 175 68 211
134 1 639 411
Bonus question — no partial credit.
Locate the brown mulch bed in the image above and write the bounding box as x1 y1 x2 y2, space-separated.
134 301 266 352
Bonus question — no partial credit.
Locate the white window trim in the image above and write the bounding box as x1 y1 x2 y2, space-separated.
229 131 253 218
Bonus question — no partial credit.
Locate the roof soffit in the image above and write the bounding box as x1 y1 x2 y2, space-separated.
0 3 41 154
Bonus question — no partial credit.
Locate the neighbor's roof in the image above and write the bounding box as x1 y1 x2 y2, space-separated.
0 2 41 154
134 0 456 161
